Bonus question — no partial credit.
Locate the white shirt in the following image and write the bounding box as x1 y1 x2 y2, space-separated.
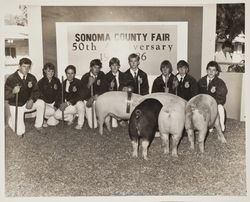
176 74 186 82
130 68 139 78
207 76 214 87
90 72 97 79
162 73 172 83
18 70 26 80
65 80 71 92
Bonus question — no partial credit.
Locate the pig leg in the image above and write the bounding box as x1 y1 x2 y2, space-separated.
214 116 227 143
186 129 195 150
98 117 105 135
141 139 150 160
171 133 182 157
131 139 138 158
197 129 207 153
161 133 170 154
104 116 112 132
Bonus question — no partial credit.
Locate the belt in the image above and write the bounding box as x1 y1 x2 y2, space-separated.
126 91 132 113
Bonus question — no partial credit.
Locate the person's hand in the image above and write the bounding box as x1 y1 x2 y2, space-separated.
12 85 21 94
86 97 94 108
122 86 133 92
138 76 143 84
87 76 95 88
59 102 68 111
122 87 128 92
26 99 34 109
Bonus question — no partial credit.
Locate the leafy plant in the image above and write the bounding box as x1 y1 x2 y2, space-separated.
216 4 245 41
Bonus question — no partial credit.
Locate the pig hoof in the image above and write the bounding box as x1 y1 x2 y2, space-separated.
219 137 227 143
190 145 195 150
132 153 138 158
163 149 170 154
143 156 148 161
172 153 178 158
163 151 170 155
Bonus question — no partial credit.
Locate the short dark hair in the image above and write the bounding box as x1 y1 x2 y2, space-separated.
109 57 120 67
206 60 221 72
128 53 140 62
65 65 76 74
177 60 189 69
160 60 173 73
43 62 56 77
222 40 233 49
90 59 102 68
19 57 32 66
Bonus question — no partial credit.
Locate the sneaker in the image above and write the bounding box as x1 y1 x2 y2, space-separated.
155 132 160 137
221 125 225 132
67 121 74 126
17 134 24 138
209 128 214 133
35 127 47 134
67 115 76 126
43 121 48 128
74 124 82 130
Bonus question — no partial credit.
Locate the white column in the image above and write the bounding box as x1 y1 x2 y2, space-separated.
201 4 216 76
27 5 43 80
56 23 69 79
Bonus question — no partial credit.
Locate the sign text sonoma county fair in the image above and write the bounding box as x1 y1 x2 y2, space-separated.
72 33 174 51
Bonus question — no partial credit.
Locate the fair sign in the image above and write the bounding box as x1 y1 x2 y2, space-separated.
56 22 187 78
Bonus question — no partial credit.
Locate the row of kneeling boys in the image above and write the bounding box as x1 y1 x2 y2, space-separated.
5 53 227 140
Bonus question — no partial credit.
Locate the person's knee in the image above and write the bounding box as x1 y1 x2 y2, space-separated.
54 110 61 119
35 99 45 108
76 101 85 110
46 108 55 117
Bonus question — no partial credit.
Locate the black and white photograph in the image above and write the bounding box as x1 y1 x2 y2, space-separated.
0 0 249 202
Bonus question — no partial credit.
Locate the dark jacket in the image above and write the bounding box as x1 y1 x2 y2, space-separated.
198 75 228 105
105 70 126 91
176 73 198 101
123 68 149 95
151 73 176 94
81 71 108 101
63 78 82 105
37 76 62 109
5 70 39 106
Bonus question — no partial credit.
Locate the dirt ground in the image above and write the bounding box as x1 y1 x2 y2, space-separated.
5 118 246 197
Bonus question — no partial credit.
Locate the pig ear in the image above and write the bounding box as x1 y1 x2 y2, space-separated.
135 109 142 119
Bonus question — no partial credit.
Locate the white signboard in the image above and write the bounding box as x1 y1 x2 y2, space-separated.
56 22 187 78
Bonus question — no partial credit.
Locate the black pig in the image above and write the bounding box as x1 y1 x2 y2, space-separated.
129 98 163 160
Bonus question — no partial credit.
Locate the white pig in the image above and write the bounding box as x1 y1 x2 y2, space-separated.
150 93 187 157
95 91 142 135
185 94 227 153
